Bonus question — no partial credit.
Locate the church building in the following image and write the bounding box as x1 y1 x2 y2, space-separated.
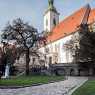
39 0 95 75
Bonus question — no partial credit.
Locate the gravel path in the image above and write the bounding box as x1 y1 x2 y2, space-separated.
0 77 88 95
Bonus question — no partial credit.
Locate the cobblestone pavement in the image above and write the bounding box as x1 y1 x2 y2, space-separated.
0 77 88 95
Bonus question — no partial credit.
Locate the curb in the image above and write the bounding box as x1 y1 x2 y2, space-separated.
0 79 64 89
68 78 88 95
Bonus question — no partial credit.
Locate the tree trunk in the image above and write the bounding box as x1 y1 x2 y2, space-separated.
25 49 30 75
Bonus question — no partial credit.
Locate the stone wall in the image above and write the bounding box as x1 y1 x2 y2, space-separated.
49 63 94 76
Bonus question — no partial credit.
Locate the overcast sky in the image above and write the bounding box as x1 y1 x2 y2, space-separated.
0 0 94 33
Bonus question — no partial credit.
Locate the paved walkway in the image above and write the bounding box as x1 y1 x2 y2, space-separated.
0 77 88 95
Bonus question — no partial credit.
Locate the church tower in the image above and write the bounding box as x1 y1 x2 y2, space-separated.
44 0 59 32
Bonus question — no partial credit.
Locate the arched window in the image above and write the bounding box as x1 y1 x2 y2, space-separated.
53 18 56 26
49 57 52 64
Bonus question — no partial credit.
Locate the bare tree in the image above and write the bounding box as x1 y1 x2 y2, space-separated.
1 18 39 75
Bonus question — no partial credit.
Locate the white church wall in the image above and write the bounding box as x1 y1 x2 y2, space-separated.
59 34 73 63
39 33 76 64
44 11 51 32
44 11 59 32
50 11 59 29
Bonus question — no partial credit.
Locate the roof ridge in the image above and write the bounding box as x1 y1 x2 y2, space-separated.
51 4 90 31
81 4 91 25
46 4 95 44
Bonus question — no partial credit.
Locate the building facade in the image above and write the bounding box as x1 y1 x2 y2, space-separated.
39 0 95 76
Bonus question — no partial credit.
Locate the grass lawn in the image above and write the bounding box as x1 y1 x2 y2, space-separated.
72 80 95 95
0 75 64 86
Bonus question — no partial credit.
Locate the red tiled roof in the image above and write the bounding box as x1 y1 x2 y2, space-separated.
47 5 95 43
88 8 95 24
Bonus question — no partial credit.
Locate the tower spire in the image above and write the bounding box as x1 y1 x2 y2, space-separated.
47 0 57 13
48 0 54 7
44 0 59 32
